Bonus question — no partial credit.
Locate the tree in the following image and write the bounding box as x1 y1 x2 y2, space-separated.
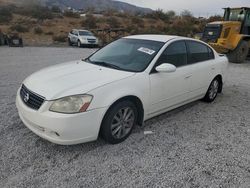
51 6 61 13
0 6 13 23
208 15 223 22
181 10 193 18
166 10 176 18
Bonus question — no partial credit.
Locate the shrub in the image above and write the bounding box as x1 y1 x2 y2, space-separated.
45 31 54 35
34 6 54 20
10 24 29 33
106 17 120 28
63 11 80 18
33 27 43 34
15 5 54 20
131 17 144 28
81 14 97 29
53 35 66 42
0 6 13 23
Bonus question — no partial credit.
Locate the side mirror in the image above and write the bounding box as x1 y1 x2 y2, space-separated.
155 63 176 73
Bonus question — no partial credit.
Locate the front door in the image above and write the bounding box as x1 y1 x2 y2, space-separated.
149 40 192 116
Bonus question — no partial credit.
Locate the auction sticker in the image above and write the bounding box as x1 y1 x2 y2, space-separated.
138 47 155 55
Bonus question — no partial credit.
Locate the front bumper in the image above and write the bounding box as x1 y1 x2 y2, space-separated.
79 39 98 46
16 92 107 145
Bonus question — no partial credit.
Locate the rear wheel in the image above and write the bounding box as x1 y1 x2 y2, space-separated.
203 78 220 102
228 40 249 63
100 100 138 144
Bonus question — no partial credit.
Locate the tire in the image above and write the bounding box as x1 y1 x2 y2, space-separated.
77 40 82 48
100 100 138 144
228 40 249 63
203 77 220 102
68 38 72 46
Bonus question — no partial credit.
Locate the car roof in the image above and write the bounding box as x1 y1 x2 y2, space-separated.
124 35 181 43
73 29 91 32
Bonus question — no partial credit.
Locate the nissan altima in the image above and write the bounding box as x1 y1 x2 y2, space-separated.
16 35 228 145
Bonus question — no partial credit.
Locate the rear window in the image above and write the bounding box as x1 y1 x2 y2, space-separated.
187 41 214 64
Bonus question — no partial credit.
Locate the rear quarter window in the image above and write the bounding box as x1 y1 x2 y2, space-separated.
187 41 214 64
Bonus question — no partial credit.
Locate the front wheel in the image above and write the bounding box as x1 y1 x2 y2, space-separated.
77 40 82 48
100 100 138 144
68 38 72 46
203 78 220 102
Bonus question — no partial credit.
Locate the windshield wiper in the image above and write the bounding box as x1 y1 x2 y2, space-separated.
91 61 122 70
84 58 122 70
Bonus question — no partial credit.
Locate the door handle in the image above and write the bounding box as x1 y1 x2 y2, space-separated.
185 75 192 79
211 67 215 70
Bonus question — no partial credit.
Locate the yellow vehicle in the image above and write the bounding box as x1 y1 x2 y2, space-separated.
202 7 250 63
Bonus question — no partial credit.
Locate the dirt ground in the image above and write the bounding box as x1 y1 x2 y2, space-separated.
0 47 250 188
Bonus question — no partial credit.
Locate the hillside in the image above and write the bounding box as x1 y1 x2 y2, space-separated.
0 0 221 46
0 0 152 14
44 0 152 13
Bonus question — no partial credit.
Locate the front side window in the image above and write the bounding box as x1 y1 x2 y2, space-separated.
187 41 214 64
156 41 187 67
87 38 164 72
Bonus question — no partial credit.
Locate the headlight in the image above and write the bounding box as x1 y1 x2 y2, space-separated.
80 38 87 42
49 95 93 114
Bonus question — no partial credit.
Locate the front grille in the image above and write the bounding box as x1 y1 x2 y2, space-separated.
87 39 96 44
20 85 45 110
202 24 222 43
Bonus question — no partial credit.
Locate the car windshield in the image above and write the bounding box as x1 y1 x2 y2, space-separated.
79 31 93 36
86 38 164 72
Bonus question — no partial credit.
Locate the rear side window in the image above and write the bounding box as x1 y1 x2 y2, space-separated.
208 47 215 59
157 41 187 67
187 41 214 64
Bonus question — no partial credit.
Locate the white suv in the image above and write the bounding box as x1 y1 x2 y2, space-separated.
68 29 99 47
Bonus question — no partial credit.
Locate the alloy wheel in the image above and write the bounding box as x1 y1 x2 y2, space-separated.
209 79 219 100
111 107 135 139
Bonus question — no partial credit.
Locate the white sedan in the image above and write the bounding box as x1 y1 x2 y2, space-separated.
16 35 228 145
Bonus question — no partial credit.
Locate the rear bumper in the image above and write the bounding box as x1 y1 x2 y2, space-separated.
16 92 107 145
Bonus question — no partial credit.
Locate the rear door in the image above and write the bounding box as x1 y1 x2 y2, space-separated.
185 40 216 97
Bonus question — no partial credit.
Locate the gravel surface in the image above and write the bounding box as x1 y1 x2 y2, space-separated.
1 47 250 188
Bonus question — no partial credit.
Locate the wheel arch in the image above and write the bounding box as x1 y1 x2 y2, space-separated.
241 37 250 49
214 74 223 93
241 36 250 42
101 95 144 128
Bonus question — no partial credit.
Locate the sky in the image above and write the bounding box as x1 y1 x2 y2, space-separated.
118 0 250 17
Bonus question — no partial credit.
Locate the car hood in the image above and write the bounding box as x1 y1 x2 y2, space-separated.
23 61 135 100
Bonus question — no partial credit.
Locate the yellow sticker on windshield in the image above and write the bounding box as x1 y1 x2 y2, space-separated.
138 47 155 55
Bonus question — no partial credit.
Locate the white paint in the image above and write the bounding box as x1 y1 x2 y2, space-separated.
16 35 228 145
